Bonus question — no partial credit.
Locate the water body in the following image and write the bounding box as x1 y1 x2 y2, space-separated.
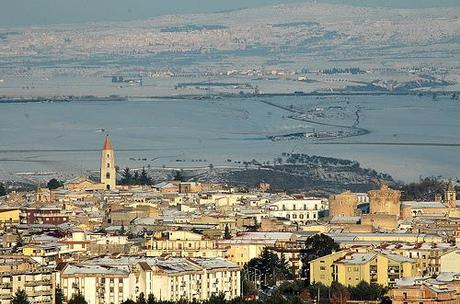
1 0 458 27
0 95 459 182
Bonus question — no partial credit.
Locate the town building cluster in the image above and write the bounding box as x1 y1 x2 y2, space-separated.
0 136 459 303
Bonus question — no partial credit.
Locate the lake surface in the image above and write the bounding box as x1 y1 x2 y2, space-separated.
0 95 459 182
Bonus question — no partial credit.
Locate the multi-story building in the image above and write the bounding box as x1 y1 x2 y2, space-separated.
20 207 69 225
268 198 326 223
440 250 460 273
0 258 55 304
145 231 226 258
0 208 20 227
309 249 418 287
219 232 303 274
380 243 457 276
57 256 240 304
309 251 351 286
391 277 459 304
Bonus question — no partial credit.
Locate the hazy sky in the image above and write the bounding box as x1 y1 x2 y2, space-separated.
0 0 459 27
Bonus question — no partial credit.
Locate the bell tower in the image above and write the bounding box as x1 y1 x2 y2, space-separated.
445 179 457 208
100 135 116 190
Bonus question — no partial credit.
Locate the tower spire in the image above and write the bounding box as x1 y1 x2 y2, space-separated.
448 179 455 192
100 135 116 191
102 134 113 151
445 178 456 208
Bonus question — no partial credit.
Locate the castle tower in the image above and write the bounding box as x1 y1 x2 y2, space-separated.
100 135 116 190
445 179 457 208
368 183 401 217
329 191 359 217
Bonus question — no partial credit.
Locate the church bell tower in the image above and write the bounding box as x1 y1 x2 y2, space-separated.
445 179 457 208
100 135 116 190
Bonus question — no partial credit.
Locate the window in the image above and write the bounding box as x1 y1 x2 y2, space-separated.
106 173 110 179
107 163 110 168
107 154 110 158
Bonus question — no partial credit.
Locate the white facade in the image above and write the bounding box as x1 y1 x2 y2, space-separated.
440 250 460 273
268 198 326 223
100 136 116 191
58 257 241 304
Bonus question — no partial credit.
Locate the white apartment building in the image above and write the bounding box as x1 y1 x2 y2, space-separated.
268 198 327 223
57 256 240 304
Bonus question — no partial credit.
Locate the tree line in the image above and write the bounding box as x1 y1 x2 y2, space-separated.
119 167 152 185
399 176 456 201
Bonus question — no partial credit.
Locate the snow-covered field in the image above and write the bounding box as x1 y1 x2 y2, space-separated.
0 2 459 97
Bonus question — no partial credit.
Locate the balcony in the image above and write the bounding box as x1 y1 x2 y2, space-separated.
25 280 52 287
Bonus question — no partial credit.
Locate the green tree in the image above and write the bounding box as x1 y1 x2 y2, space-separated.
280 253 291 274
133 171 140 184
204 293 226 304
301 233 339 280
349 281 388 301
0 182 6 196
121 167 133 185
12 230 25 253
139 167 151 185
241 277 257 296
68 293 88 304
137 292 147 304
47 178 63 190
330 281 350 304
245 248 294 287
121 300 136 304
381 296 392 304
307 282 329 304
174 170 185 182
55 287 64 304
277 280 307 298
12 289 30 304
224 224 232 239
147 294 156 304
400 177 448 201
